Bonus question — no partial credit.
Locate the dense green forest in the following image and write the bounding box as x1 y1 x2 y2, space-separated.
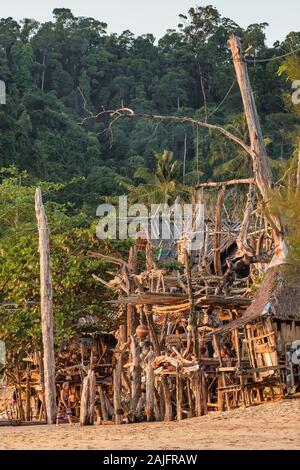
0 5 300 354
0 5 299 210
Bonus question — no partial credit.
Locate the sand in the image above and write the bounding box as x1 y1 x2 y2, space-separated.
0 398 299 450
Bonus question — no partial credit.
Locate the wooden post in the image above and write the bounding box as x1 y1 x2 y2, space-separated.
118 324 127 344
213 335 230 411
176 368 183 421
184 248 198 358
145 350 155 422
234 329 241 366
200 368 208 416
25 376 31 421
214 187 225 276
113 354 123 425
145 307 160 355
130 335 142 421
161 376 173 421
234 329 246 407
88 370 96 424
146 241 153 272
99 385 109 421
187 378 194 418
228 35 282 240
192 370 207 417
80 370 96 425
80 374 89 425
35 187 56 424
127 246 137 340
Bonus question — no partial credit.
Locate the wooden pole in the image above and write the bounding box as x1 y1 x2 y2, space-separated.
145 350 155 422
176 368 183 421
184 248 198 358
88 370 96 424
113 355 123 424
99 385 109 421
145 307 160 355
130 335 142 422
35 187 56 424
213 335 230 411
214 187 225 277
80 373 89 425
236 184 256 256
162 376 173 421
228 35 282 240
127 246 137 339
25 376 31 421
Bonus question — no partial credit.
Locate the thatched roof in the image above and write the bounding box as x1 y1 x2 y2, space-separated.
204 266 300 339
247 266 300 321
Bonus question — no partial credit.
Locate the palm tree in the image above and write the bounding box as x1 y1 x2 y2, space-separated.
209 114 252 179
118 150 190 205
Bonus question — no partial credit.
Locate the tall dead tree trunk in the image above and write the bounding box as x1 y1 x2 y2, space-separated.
35 188 56 424
228 35 283 241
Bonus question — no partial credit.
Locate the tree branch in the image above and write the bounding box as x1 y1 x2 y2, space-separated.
77 107 253 158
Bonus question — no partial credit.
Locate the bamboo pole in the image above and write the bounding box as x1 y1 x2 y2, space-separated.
35 187 56 424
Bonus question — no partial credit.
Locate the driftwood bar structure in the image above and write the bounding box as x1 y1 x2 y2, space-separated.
1 35 300 426
92 176 300 423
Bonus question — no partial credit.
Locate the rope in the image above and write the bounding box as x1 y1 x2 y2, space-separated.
208 78 237 118
244 46 300 63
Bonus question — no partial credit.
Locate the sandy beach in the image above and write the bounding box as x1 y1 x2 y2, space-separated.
0 398 299 450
